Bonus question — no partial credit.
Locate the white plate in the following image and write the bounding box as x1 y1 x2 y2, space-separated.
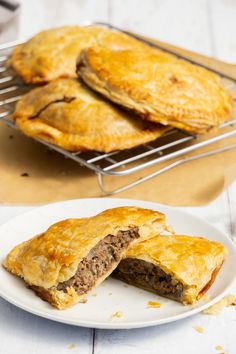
0 198 236 329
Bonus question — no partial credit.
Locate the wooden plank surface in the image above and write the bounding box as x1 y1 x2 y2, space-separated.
0 1 235 353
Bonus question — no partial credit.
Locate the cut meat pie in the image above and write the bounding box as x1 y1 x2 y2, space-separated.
9 25 149 84
77 48 233 133
3 206 167 309
14 79 168 152
113 235 227 304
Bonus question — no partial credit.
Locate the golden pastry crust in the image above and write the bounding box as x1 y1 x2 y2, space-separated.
9 25 148 84
3 207 166 309
124 235 227 304
77 48 233 133
14 79 168 152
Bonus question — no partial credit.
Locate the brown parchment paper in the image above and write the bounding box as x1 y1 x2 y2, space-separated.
0 122 235 206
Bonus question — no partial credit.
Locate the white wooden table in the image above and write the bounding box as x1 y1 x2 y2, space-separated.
0 1 236 353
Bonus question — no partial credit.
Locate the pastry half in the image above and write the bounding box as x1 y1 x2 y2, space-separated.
113 235 227 304
3 206 167 309
77 47 233 134
9 25 148 83
14 79 168 152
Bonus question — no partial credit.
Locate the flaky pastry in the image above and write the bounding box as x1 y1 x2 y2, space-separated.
78 47 233 133
114 235 227 304
14 79 168 152
3 206 167 309
9 25 148 83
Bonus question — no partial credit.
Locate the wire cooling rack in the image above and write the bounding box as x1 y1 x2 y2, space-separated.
0 22 236 194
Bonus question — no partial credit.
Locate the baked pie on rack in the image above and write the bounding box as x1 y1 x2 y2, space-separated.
9 25 150 84
77 47 233 133
14 79 168 152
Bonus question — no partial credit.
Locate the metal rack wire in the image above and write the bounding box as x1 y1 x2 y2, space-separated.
0 22 236 194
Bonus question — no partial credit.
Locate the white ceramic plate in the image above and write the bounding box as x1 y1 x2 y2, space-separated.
0 198 236 329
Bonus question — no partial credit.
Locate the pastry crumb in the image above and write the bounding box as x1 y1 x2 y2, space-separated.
215 345 223 351
203 294 236 315
147 301 161 308
193 325 204 333
21 172 29 177
92 293 97 297
165 224 175 235
110 311 123 320
68 343 76 349
123 284 129 288
79 298 88 304
108 292 112 296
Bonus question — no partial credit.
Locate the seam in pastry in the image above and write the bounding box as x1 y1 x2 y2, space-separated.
29 96 77 120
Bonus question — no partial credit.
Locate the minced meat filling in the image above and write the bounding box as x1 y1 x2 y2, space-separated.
114 258 184 301
56 227 139 295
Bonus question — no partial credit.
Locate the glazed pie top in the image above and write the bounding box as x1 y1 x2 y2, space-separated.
78 47 233 133
9 25 148 83
3 206 166 309
14 79 168 152
124 235 227 303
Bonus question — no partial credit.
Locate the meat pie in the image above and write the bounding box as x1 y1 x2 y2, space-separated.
13 79 168 153
3 207 166 309
114 235 227 304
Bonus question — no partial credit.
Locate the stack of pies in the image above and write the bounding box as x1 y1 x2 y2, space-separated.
9 25 233 152
3 206 227 309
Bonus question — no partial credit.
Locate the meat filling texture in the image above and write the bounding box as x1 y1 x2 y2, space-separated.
30 228 139 302
57 228 139 295
114 258 184 301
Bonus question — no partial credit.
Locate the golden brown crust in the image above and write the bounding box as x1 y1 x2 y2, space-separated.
9 26 148 84
125 235 227 304
3 206 166 309
14 79 168 152
77 47 233 134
